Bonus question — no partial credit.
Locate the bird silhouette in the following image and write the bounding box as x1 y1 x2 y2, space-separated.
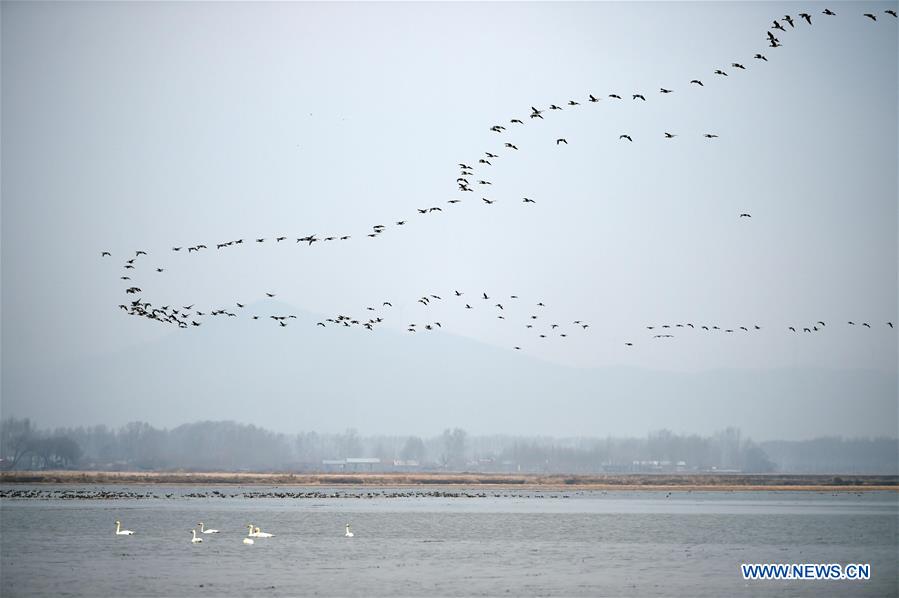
864 13 876 21
784 15 794 27
754 54 768 61
664 132 677 139
632 94 646 101
619 134 633 142
739 213 751 218
799 13 811 24
660 88 673 94
556 138 568 145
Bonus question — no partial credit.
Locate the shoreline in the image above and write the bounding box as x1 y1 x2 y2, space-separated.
1 471 896 491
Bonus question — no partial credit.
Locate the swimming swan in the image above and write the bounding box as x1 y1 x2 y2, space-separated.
190 529 203 543
242 537 255 545
197 522 219 534
345 523 354 538
115 520 135 535
253 526 274 538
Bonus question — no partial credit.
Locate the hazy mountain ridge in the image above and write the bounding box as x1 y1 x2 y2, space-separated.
3 300 896 440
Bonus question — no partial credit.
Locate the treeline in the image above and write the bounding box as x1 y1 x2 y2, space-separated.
760 437 899 474
1 418 896 474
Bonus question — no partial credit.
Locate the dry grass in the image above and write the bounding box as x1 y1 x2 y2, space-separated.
1 470 896 491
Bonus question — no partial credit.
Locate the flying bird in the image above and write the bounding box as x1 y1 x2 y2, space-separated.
799 13 811 24
690 79 703 86
556 138 568 145
660 88 673 94
664 132 677 139
714 69 728 76
522 197 536 203
754 54 768 61
864 13 876 21
703 133 719 138
619 134 633 142
731 63 745 69
823 9 835 15
101 251 111 257
632 94 646 101
739 213 751 218
784 14 794 27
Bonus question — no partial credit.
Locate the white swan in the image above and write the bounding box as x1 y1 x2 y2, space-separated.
197 522 219 534
252 525 274 538
242 537 255 545
190 529 203 543
345 523 354 538
115 520 135 535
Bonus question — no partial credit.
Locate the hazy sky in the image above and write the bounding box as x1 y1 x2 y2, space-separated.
2 2 896 435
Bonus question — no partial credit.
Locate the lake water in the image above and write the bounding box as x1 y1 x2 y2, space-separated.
1 486 896 597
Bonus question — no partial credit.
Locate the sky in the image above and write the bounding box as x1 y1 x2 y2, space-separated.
2 2 897 437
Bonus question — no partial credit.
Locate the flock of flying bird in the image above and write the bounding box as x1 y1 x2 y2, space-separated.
102 7 896 351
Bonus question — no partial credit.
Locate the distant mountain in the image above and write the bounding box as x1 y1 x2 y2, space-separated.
3 301 896 440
